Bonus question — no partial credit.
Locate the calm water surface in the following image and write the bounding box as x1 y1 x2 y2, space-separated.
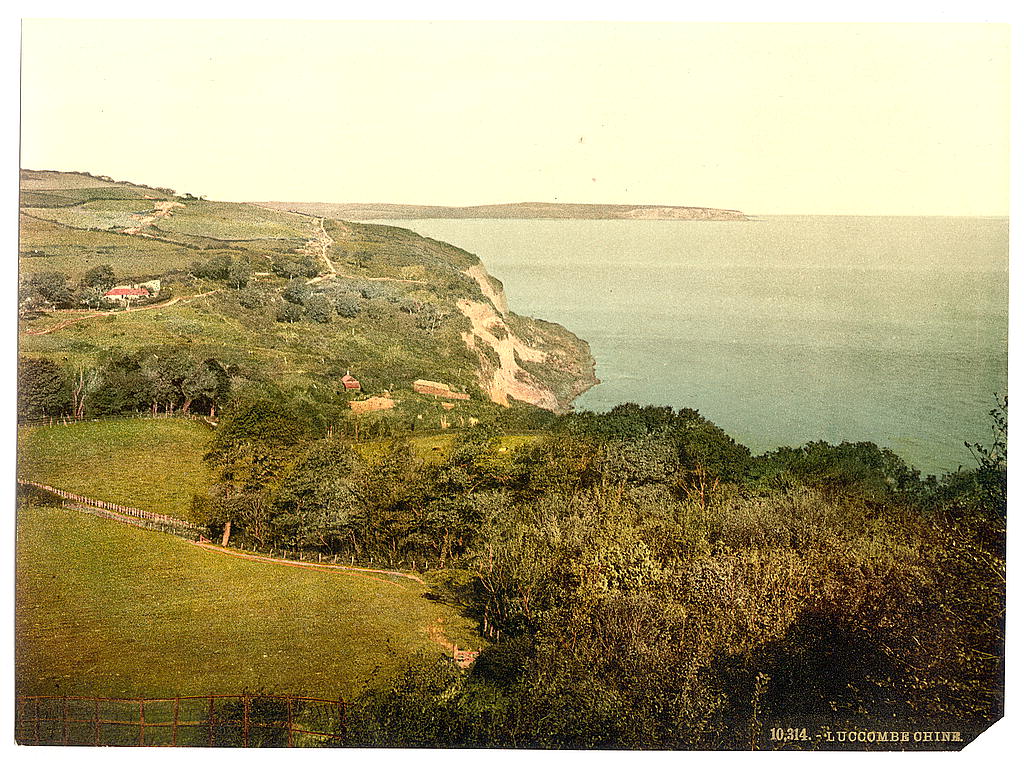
379 216 1007 474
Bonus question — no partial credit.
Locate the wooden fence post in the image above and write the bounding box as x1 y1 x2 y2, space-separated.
172 696 180 746
287 697 294 748
242 695 250 748
338 699 346 744
138 698 146 746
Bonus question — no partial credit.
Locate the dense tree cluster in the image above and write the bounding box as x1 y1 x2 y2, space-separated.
17 347 233 422
189 400 1006 748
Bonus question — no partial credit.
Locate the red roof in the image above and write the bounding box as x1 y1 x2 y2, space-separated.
341 374 361 389
104 287 149 297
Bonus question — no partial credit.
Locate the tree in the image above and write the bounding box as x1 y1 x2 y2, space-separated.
238 285 267 310
191 254 232 281
70 366 103 419
82 264 116 291
305 294 333 323
282 278 311 306
335 291 361 318
228 256 252 289
181 361 220 414
276 302 303 323
965 395 1008 518
203 399 313 544
27 271 73 309
273 438 366 551
140 350 188 414
75 284 107 310
17 357 68 420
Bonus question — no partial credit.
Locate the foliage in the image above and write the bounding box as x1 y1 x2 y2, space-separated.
282 278 312 306
305 293 333 323
24 270 74 309
335 291 361 317
82 264 116 290
17 357 69 420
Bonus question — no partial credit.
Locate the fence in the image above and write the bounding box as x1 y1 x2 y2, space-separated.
17 480 203 537
14 694 348 747
17 412 218 429
18 480 428 581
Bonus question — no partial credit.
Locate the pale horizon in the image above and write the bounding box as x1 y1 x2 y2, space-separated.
20 20 1010 216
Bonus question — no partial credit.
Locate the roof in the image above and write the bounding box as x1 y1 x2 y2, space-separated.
341 374 361 389
104 287 149 297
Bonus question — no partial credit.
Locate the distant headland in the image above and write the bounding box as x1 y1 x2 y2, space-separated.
256 201 749 221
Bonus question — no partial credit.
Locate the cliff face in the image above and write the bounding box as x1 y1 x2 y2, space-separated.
458 264 597 413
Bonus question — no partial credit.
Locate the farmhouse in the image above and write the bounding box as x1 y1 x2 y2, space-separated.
103 280 161 304
341 372 361 390
103 286 150 303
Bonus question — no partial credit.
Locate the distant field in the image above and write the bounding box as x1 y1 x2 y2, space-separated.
24 205 140 231
154 200 313 241
19 170 124 190
16 506 479 699
17 418 214 520
19 213 198 280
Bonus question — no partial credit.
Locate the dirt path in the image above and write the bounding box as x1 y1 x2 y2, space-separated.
125 200 185 235
193 542 425 585
195 545 469 658
23 289 221 336
314 217 336 274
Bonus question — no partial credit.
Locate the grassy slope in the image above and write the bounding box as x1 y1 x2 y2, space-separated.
17 418 214 520
16 506 479 699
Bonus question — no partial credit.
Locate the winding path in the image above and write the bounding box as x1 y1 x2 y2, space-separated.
23 289 221 336
192 542 425 585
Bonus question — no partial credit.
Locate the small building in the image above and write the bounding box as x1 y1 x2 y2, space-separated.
412 379 470 400
103 286 150 303
341 372 361 391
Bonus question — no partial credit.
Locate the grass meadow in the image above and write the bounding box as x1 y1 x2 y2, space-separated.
17 418 214 520
16 506 478 699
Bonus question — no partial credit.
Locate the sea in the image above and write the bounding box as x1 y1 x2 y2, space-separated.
378 216 1008 475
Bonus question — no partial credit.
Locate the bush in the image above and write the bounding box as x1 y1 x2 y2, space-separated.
335 291 360 318
305 294 332 323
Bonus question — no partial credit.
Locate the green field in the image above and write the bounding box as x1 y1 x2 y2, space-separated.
17 418 214 520
19 213 199 280
16 505 478 699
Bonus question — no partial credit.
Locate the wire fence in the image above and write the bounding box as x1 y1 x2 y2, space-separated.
16 480 428 580
17 480 203 537
17 412 218 429
14 694 348 747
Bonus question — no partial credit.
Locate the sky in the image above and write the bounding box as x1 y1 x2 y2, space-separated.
19 20 1011 215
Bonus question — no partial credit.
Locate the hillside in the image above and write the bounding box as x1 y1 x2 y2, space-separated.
18 170 597 423
256 200 749 221
17 418 214 520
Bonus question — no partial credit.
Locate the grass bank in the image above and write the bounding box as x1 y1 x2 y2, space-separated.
16 506 479 699
17 418 214 520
